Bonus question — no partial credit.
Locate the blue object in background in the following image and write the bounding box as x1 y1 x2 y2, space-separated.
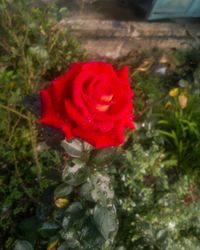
149 0 200 20
130 0 200 20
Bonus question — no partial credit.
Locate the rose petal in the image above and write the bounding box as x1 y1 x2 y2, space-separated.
64 100 91 129
74 123 124 148
125 118 136 129
40 89 54 117
96 104 110 112
117 66 129 83
95 120 114 132
49 62 83 109
72 72 94 119
101 94 113 102
62 124 73 140
117 66 133 98
38 89 64 128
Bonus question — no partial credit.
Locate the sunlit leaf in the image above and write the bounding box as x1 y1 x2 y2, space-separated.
93 205 118 240
61 139 83 158
62 162 88 186
54 183 73 198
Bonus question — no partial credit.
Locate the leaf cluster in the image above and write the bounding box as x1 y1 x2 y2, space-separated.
114 47 200 249
14 147 119 250
0 0 84 248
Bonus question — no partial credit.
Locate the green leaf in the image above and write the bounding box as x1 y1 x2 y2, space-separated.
163 157 178 168
66 201 83 214
62 217 70 230
126 151 134 165
59 7 68 18
156 229 168 243
28 46 49 61
14 240 34 250
90 148 116 166
57 239 80 250
93 205 118 240
38 222 59 238
62 163 88 186
91 174 114 205
80 173 114 206
54 183 73 198
158 120 171 125
158 130 175 140
81 219 105 249
80 181 93 202
66 202 85 220
59 228 82 248
61 139 83 158
57 242 68 250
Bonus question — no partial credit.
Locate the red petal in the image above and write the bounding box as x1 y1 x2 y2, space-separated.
125 119 136 129
62 124 74 140
40 89 54 117
117 66 129 83
49 62 83 109
72 72 94 119
95 120 114 132
64 100 91 129
117 66 133 99
73 123 124 149
39 89 63 127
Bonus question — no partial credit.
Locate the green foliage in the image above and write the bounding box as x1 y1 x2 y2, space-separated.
115 126 200 249
9 142 119 249
0 0 84 248
1 0 200 249
51 151 118 250
0 0 84 87
157 92 200 172
114 47 200 249
154 49 200 173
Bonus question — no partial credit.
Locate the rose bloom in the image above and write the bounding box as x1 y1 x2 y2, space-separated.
39 61 135 148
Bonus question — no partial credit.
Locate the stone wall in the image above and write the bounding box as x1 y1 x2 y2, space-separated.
59 0 200 58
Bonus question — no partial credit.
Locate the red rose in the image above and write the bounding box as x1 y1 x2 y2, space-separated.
38 61 135 148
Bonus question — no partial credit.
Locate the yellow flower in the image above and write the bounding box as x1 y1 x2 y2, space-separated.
178 94 188 109
54 197 69 208
169 88 179 97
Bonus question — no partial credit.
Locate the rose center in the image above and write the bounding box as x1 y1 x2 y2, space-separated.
96 94 113 112
101 94 113 102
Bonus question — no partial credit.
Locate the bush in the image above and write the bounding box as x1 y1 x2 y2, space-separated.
114 47 200 249
0 0 84 248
